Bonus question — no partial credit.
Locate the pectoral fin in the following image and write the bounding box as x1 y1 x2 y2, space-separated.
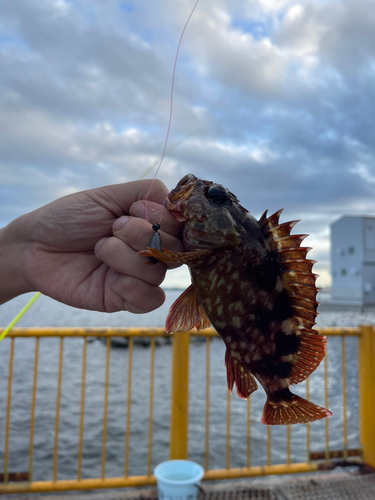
166 284 211 334
138 247 212 265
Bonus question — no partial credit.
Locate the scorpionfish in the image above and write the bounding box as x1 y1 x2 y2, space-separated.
140 174 332 425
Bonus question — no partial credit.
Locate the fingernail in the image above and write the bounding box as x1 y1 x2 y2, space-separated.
130 201 146 218
113 216 130 231
95 237 108 252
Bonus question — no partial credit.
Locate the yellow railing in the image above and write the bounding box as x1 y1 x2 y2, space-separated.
0 325 373 494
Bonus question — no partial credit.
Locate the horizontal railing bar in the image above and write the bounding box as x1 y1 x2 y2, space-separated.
204 462 319 480
1 328 171 338
0 475 156 493
188 329 219 337
0 463 320 493
0 326 363 338
317 327 362 336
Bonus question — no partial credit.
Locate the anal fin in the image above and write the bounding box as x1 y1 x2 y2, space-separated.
165 285 211 334
225 349 258 399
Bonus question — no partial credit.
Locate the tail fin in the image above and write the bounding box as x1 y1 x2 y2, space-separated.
261 391 332 425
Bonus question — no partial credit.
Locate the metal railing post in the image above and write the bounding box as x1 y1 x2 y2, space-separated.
169 330 190 459
358 325 375 468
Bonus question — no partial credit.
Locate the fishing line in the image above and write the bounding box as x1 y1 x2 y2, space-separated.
145 0 201 223
138 132 198 180
0 3 202 341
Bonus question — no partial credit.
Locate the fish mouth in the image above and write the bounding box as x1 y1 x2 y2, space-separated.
166 174 197 222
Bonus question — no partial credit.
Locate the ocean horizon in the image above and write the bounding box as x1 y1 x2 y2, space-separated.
2 288 375 330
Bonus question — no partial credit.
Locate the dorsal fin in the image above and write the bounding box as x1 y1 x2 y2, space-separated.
289 330 328 385
277 247 312 261
259 209 284 230
260 210 327 383
267 220 300 238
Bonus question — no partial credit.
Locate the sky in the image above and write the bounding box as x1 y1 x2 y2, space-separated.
1 0 375 289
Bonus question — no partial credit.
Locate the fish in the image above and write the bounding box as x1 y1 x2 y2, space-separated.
139 174 332 425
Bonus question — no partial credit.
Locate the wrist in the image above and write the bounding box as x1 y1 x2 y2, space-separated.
0 214 35 305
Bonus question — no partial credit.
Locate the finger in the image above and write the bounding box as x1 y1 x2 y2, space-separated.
130 201 183 237
134 178 170 205
94 179 169 214
95 236 166 286
112 216 185 254
108 273 166 313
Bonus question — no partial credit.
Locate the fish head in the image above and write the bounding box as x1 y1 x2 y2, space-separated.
167 174 250 251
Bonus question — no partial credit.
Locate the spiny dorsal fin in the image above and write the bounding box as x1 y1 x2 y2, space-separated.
260 210 326 383
268 234 308 251
282 271 318 287
277 247 312 261
259 209 284 230
288 294 319 311
267 220 300 238
286 283 318 300
279 259 316 273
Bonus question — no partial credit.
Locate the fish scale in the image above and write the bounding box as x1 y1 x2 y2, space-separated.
139 174 332 425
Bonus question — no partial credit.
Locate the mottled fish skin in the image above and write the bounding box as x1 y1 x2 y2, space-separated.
139 174 332 425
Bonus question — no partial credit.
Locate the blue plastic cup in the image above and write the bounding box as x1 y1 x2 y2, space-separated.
154 460 204 500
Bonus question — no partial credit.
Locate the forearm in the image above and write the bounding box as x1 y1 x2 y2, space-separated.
0 215 34 305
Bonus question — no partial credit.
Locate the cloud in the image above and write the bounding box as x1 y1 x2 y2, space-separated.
1 0 375 289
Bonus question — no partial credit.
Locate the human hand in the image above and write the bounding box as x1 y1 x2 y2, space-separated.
0 180 184 312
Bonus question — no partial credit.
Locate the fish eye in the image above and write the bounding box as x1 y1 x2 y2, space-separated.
206 185 228 204
176 174 196 188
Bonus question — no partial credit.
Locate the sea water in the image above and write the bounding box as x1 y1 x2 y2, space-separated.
0 290 373 481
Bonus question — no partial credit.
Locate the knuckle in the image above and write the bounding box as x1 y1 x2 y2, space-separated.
151 178 167 194
141 263 166 286
116 217 148 245
121 279 165 313
102 237 121 259
95 237 110 258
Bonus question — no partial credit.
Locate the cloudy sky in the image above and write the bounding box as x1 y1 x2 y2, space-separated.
1 0 375 289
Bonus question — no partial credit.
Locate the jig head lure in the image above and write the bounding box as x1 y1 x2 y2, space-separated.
146 223 162 265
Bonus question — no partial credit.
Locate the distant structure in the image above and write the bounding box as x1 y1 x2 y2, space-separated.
330 215 375 305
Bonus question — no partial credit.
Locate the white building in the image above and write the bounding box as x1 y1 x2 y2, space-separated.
330 216 375 305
